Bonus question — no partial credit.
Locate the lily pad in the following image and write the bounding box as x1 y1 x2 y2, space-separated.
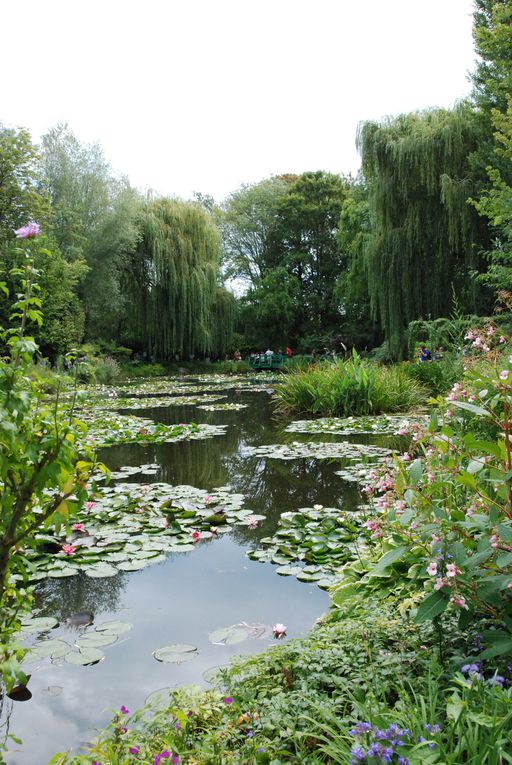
95 620 132 635
84 563 119 578
144 687 174 710
153 644 199 664
76 632 118 648
30 639 71 659
20 616 59 633
65 646 105 665
208 626 248 646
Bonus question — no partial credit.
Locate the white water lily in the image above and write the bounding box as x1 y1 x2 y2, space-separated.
272 623 287 638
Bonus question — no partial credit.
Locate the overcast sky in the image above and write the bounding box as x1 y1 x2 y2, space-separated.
2 0 477 201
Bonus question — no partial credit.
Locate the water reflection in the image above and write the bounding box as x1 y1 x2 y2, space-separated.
7 386 381 764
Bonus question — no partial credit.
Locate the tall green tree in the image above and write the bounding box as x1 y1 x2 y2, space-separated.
126 198 235 360
358 105 492 358
471 1 512 294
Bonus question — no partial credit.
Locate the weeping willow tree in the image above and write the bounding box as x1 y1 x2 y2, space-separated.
128 198 236 360
358 104 492 359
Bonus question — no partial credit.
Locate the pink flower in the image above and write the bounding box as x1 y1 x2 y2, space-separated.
247 515 258 529
14 220 41 238
434 577 447 590
204 495 213 504
450 596 468 609
85 501 96 510
72 523 85 531
426 561 438 576
464 330 476 340
499 336 507 344
191 530 201 542
499 370 509 380
398 427 409 436
272 623 287 638
490 534 500 549
446 563 460 578
401 452 411 462
62 544 75 555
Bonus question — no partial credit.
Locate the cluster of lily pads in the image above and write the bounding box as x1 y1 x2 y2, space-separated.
21 616 132 667
196 402 249 411
284 414 426 436
248 505 367 589
243 441 391 461
79 413 227 448
24 482 264 582
112 394 229 410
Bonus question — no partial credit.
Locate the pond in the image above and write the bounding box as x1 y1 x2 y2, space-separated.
3 376 395 765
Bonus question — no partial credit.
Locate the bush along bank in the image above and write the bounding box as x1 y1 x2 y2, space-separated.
52 334 512 765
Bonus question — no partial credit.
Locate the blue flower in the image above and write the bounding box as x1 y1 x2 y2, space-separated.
350 745 366 763
488 675 505 686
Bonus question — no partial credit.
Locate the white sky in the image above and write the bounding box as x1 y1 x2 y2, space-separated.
2 0 477 201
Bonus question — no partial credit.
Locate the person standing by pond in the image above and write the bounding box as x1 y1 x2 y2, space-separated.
419 345 432 362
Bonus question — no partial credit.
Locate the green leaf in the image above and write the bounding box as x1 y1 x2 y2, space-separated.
372 545 409 572
451 400 492 418
414 590 449 624
153 644 198 664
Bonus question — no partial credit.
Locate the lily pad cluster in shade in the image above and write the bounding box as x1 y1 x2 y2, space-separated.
79 412 227 448
21 482 263 581
242 441 391 461
21 618 132 667
196 403 249 411
248 505 367 588
285 414 427 436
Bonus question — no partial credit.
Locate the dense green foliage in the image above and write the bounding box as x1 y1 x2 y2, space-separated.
357 105 492 359
274 353 427 417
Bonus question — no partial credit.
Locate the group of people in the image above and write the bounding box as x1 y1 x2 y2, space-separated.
249 347 293 363
418 345 444 362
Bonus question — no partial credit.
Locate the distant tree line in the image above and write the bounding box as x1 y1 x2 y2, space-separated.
0 1 510 361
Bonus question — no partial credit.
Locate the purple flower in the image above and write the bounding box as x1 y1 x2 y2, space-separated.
171 757 180 765
129 746 140 755
368 743 381 756
120 705 130 714
488 675 505 686
424 723 441 734
398 758 410 765
187 711 193 717
175 722 182 730
350 745 366 763
14 221 41 238
223 697 233 704
247 730 254 738
154 753 171 765
350 721 372 736
380 748 394 763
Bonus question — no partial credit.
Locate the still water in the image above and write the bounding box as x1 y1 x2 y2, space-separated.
4 381 366 764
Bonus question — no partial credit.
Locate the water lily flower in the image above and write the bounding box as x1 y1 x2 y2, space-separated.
191 530 200 541
85 501 96 510
204 495 213 504
14 221 41 238
210 526 218 534
247 515 258 529
61 544 76 555
272 623 287 638
72 523 86 531
313 504 323 510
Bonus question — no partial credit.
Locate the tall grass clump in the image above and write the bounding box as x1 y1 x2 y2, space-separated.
274 352 427 417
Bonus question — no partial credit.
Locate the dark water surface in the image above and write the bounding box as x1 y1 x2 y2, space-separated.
5 382 366 764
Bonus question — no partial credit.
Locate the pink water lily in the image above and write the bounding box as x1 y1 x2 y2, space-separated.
247 515 258 529
85 501 96 510
191 530 201 541
272 623 287 638
72 523 86 531
62 544 76 555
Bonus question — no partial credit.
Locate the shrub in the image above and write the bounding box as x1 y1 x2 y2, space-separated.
94 356 121 384
274 353 427 417
404 353 463 395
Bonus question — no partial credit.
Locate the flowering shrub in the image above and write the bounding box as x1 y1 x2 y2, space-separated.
333 338 512 659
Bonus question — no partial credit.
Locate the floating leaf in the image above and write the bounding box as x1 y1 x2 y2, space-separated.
144 687 174 710
20 616 59 633
65 646 105 665
208 626 248 645
84 563 119 578
76 633 118 648
96 620 132 635
153 644 199 664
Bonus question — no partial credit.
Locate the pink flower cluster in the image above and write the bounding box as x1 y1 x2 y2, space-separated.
14 221 41 238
